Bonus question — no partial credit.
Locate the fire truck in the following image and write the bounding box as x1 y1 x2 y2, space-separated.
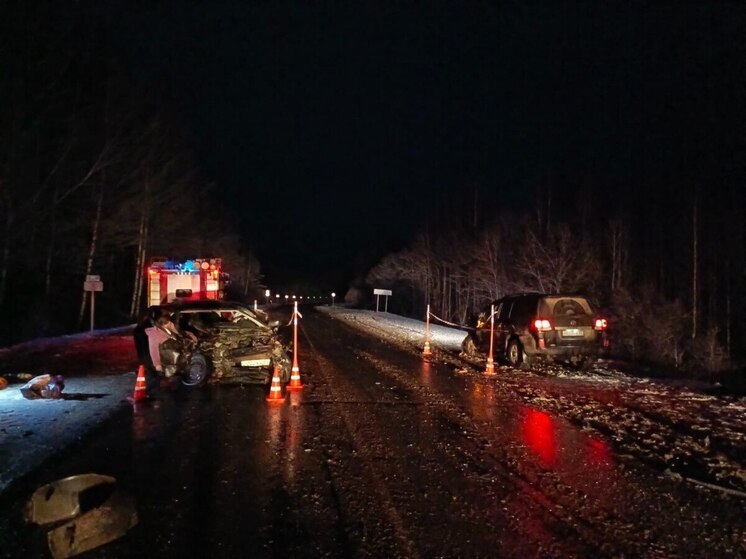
147 257 226 307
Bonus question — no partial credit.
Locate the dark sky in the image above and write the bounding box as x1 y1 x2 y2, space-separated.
106 2 745 290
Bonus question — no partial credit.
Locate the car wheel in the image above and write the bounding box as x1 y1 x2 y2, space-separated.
461 335 480 357
181 353 209 387
506 339 523 367
576 357 594 372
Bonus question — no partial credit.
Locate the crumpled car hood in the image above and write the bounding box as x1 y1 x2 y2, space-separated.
198 322 287 380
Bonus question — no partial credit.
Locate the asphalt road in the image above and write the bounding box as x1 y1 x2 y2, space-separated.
1 307 744 558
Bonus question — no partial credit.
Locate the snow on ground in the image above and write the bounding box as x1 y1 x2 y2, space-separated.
318 306 746 496
0 374 135 495
317 306 468 351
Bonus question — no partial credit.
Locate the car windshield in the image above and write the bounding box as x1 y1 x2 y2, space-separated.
174 308 266 330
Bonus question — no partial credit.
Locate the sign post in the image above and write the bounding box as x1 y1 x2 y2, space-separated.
83 275 104 331
373 288 392 312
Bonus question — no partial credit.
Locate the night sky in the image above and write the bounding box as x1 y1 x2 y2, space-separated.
105 2 745 290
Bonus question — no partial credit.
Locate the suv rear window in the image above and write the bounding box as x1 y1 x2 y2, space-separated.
540 297 593 318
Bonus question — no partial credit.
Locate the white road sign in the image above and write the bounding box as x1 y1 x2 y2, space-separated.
84 281 104 292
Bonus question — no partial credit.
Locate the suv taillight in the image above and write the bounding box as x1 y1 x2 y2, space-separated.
594 318 608 330
533 319 552 332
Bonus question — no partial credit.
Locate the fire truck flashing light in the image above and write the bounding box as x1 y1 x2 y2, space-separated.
147 258 225 306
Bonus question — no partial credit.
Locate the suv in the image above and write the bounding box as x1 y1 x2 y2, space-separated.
462 293 608 369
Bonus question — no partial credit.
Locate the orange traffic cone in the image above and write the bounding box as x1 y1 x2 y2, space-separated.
484 355 496 375
287 301 303 390
287 364 303 390
266 364 286 403
133 365 147 402
484 304 496 376
423 304 433 359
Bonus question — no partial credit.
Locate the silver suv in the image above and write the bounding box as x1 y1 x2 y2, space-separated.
462 293 608 369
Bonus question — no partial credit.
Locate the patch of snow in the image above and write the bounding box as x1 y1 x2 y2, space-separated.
0 374 134 495
318 307 467 351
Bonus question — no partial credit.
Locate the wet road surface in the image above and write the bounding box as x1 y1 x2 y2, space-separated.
1 307 744 558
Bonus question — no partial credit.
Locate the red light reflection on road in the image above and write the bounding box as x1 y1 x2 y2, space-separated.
288 388 303 407
420 360 432 387
521 408 557 466
587 438 610 466
468 381 498 421
267 403 283 449
266 391 303 483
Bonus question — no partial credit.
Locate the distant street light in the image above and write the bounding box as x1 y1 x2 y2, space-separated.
265 289 270 304
331 292 336 307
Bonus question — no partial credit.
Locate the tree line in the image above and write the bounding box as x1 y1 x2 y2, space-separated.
0 4 261 344
364 183 744 375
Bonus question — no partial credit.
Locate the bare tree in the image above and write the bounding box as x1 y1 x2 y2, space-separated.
514 223 602 294
608 218 628 292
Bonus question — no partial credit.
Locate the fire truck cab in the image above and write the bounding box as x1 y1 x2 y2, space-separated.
147 257 225 307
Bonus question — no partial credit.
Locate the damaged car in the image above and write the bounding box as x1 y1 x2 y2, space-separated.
160 300 291 385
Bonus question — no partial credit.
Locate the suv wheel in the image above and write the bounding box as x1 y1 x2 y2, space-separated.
461 335 480 357
507 338 534 370
575 357 594 372
507 339 523 367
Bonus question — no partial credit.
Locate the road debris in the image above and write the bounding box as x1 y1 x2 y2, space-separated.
25 473 138 558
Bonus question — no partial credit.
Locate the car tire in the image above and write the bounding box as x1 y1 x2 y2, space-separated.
461 335 480 357
506 338 523 368
181 353 209 387
576 357 594 372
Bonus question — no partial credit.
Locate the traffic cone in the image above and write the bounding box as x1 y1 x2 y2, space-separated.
484 304 496 376
287 301 303 390
423 304 433 359
266 364 286 403
287 364 303 390
484 355 496 375
133 365 147 402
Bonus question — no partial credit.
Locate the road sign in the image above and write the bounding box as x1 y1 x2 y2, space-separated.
83 278 104 332
373 288 392 312
84 281 103 292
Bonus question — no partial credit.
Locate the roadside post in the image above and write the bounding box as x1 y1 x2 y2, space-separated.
423 304 432 359
83 275 104 331
331 292 336 307
373 288 392 312
287 301 304 390
484 304 496 375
